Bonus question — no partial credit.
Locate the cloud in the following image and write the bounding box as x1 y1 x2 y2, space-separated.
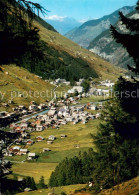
45 15 67 21
79 17 98 23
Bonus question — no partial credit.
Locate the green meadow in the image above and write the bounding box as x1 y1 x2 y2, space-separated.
7 120 100 184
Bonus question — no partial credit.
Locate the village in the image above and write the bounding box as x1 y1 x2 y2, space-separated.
0 79 115 173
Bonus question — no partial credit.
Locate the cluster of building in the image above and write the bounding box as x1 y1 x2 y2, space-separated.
13 101 48 114
49 78 86 86
2 98 102 160
0 101 49 127
100 80 115 87
1 78 114 163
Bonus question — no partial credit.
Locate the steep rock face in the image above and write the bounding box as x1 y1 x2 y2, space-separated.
88 11 139 68
65 6 135 48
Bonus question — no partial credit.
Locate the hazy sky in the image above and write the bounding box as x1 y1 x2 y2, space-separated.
35 0 137 21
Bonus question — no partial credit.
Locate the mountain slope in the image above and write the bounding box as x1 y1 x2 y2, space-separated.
88 11 138 69
33 18 122 80
65 6 135 48
46 17 81 35
0 0 122 82
99 176 139 195
0 65 54 112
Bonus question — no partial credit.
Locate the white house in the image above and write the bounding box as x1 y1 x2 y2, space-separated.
28 153 36 160
91 105 97 110
48 135 56 141
20 149 28 155
29 105 37 111
36 125 44 132
73 86 84 93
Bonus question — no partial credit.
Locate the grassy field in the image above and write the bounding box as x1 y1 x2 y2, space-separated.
11 162 58 184
99 176 139 195
0 65 72 112
77 95 109 104
0 65 55 112
7 119 100 184
16 184 87 195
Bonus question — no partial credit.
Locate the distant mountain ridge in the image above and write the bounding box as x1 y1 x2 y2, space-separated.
46 17 81 35
88 10 138 69
65 6 135 48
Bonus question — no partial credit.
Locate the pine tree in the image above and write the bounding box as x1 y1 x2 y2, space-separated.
91 101 139 192
110 0 139 74
38 176 47 189
25 176 32 188
31 177 37 190
91 3 139 191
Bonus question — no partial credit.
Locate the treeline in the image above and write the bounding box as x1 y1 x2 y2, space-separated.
49 149 94 187
0 0 98 81
2 176 47 194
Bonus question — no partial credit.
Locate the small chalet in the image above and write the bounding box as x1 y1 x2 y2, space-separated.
91 105 97 110
35 120 43 125
48 135 56 141
36 125 44 132
47 140 53 144
29 105 37 111
61 134 67 138
74 144 80 148
20 149 28 155
13 146 20 154
36 136 44 142
28 153 36 160
26 139 34 145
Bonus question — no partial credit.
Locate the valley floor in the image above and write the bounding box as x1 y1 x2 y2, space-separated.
7 119 100 184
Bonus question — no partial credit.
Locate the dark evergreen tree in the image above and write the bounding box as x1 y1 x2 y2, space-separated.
110 0 139 74
81 80 90 93
31 177 37 190
38 176 47 189
91 101 139 191
25 176 32 188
